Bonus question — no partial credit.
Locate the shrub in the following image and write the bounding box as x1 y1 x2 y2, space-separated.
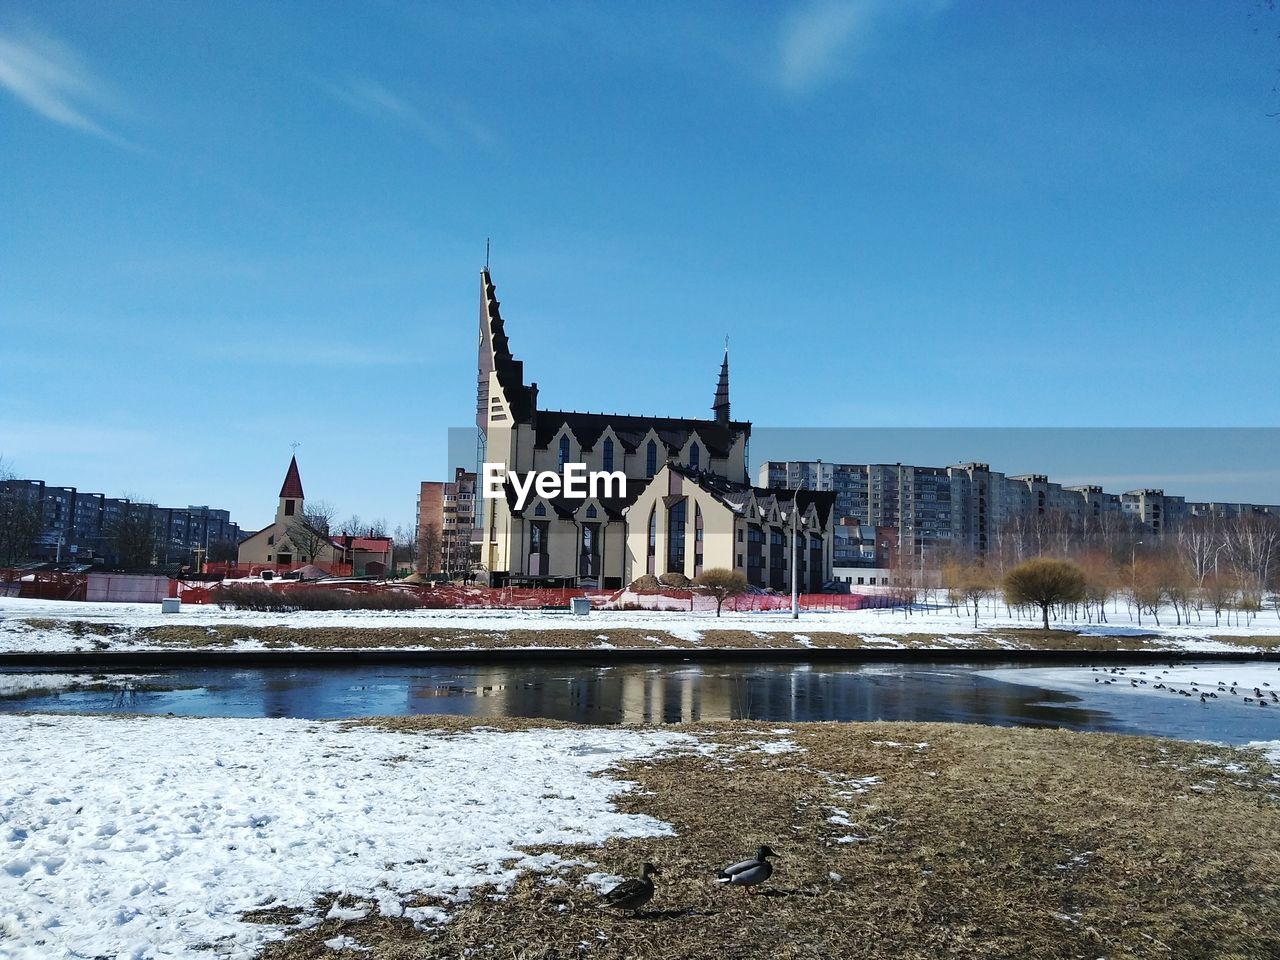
1004 558 1087 630
694 567 750 617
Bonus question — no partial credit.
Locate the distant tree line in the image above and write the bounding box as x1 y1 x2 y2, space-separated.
933 511 1280 628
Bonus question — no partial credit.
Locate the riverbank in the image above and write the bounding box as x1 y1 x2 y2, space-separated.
4 714 1276 959
297 719 1280 960
3 596 1279 657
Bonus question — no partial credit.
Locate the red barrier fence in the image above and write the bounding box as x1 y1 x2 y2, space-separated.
4 567 900 612
174 579 897 612
0 569 88 601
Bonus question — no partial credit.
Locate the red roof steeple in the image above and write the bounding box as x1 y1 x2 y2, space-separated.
279 456 305 500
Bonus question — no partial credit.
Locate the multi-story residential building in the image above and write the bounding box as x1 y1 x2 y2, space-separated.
760 460 1280 560
0 478 242 566
417 468 479 576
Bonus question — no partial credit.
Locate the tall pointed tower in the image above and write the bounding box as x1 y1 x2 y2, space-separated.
275 455 305 525
712 341 730 423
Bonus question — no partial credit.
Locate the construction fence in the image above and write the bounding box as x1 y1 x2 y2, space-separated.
2 568 899 613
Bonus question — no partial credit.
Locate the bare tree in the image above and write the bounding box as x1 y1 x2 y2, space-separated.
1177 514 1225 589
207 539 238 564
288 500 337 565
1223 513 1280 599
0 458 44 565
111 501 159 571
417 521 442 575
694 567 750 617
392 523 419 570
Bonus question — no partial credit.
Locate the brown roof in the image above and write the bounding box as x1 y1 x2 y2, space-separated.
279 456 305 499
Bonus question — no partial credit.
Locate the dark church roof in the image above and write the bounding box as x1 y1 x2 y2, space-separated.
279 456 305 500
501 473 636 522
533 410 749 459
712 348 730 422
667 463 838 531
479 270 536 423
479 269 749 455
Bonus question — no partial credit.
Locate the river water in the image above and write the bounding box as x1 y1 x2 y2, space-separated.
3 660 1279 744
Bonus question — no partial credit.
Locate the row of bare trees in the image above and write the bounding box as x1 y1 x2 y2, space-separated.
935 512 1280 629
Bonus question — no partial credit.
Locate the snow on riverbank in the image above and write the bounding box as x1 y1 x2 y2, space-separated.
1 595 1278 654
0 716 690 960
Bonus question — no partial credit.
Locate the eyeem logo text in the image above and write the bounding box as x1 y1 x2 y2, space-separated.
482 463 627 511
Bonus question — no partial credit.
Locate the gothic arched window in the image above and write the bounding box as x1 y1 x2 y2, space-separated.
646 440 657 478
559 435 570 470
602 438 614 472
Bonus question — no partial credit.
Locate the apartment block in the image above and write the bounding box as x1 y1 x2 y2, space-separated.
416 468 478 576
0 478 242 566
759 459 1280 560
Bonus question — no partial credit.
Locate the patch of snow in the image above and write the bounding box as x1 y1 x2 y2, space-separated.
1246 740 1280 765
5 594 1280 654
323 934 371 952
0 716 692 960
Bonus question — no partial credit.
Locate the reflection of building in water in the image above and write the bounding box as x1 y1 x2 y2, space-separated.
618 669 729 723
406 668 514 718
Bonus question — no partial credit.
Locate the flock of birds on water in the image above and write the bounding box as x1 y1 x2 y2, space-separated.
1090 665 1280 706
601 846 780 915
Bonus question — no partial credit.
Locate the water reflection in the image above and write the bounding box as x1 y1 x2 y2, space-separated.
0 662 1107 729
2 661 1277 743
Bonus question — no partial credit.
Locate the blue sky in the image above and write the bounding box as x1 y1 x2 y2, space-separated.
2 1 1278 530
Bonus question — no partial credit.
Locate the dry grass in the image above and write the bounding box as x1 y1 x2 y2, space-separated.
10 617 1280 656
13 620 1222 653
256 719 1280 960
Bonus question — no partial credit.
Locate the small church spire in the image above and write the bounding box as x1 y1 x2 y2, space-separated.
279 455 305 500
712 338 730 423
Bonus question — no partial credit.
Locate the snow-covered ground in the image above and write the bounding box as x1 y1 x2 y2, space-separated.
1 595 1278 654
0 716 691 960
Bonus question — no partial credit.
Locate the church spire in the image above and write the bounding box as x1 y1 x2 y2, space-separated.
712 338 730 423
279 455 304 500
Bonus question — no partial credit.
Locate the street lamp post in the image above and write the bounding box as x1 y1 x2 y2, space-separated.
790 482 808 620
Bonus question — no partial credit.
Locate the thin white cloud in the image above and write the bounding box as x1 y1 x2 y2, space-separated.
778 0 867 93
322 76 496 150
0 27 129 145
776 0 950 94
323 77 447 146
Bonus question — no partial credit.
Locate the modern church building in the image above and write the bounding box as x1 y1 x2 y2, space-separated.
474 270 835 589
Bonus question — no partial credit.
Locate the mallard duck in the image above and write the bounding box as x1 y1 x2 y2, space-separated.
601 863 660 914
716 845 779 894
